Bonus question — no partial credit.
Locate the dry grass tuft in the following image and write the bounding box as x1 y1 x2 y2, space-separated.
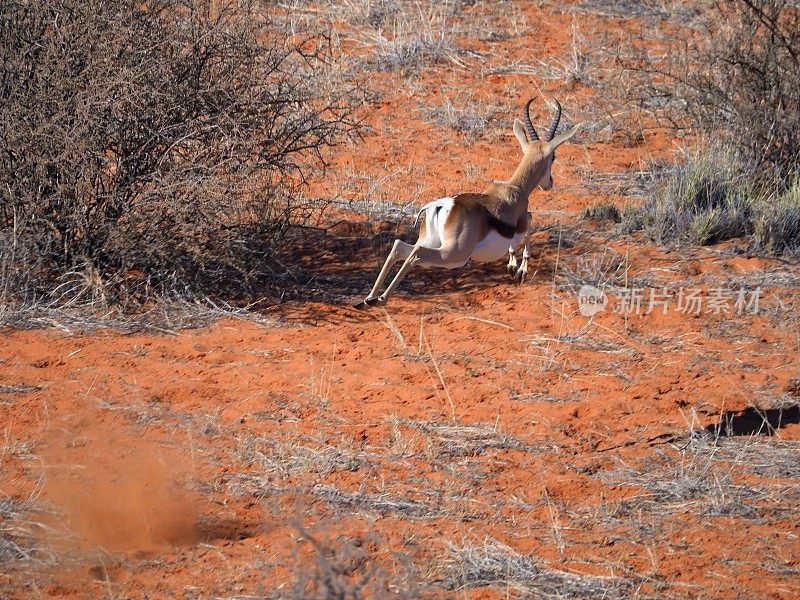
399 419 541 457
313 486 436 519
442 540 637 598
239 435 368 480
622 147 800 256
0 495 53 569
0 384 40 395
581 201 622 223
419 96 494 138
0 296 275 334
599 435 800 519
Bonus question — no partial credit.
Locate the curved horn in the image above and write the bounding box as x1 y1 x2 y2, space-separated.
546 99 562 141
523 97 540 141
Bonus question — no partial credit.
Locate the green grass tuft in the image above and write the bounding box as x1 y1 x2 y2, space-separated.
622 146 800 256
755 179 800 256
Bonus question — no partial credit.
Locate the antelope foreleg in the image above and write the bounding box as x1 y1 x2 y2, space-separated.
515 243 530 284
506 246 518 274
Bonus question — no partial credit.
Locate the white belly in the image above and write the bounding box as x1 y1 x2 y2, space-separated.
471 229 525 263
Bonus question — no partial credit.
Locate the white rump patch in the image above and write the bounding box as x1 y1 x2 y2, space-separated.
415 197 454 249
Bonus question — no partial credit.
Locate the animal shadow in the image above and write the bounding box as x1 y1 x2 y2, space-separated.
706 404 800 437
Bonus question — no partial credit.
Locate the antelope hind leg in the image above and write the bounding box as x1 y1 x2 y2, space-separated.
354 240 417 309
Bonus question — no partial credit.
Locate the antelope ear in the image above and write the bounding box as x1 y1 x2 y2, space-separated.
512 119 528 150
547 124 580 153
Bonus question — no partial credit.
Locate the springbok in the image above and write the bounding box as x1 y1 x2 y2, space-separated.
354 97 579 309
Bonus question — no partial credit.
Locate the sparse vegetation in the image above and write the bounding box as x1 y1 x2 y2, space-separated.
625 147 758 245
2 2 800 599
288 528 421 600
755 178 800 256
625 0 800 181
443 541 636 598
619 202 649 234
605 0 800 254
420 97 492 137
599 427 800 520
0 496 48 568
371 10 461 74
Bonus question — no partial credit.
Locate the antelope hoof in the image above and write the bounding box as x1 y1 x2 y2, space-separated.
366 296 387 307
354 298 378 310
515 268 527 284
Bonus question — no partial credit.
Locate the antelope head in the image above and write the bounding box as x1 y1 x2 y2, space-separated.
512 98 579 191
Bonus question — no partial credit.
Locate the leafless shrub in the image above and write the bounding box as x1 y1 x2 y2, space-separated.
624 0 800 182
0 0 364 306
288 527 421 600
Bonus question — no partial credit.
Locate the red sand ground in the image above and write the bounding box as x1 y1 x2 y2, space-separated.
2 2 799 598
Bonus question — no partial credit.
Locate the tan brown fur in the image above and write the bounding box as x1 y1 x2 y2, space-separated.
437 141 551 246
440 193 528 242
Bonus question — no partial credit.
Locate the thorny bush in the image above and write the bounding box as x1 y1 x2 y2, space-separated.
626 0 799 183
0 0 364 306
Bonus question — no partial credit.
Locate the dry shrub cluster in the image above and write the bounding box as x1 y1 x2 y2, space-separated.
620 0 799 181
675 0 799 180
615 0 800 253
0 0 364 307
